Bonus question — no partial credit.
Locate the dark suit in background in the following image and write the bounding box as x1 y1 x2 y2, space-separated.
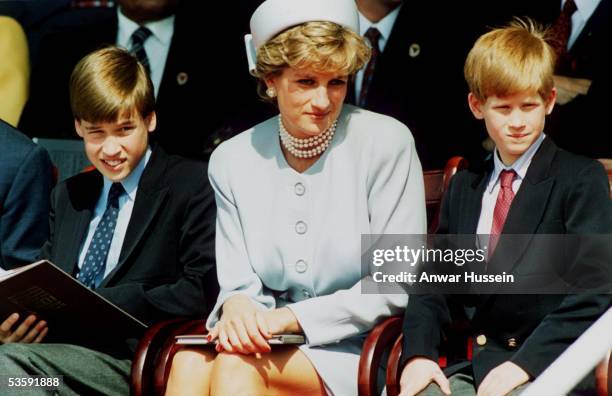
401 139 612 389
0 145 218 395
348 2 486 170
18 2 270 160
0 119 53 270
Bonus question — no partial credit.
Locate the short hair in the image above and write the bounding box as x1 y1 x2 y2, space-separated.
464 17 556 101
69 46 155 122
253 21 371 101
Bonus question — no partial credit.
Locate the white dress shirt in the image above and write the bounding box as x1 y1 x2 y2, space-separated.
476 133 546 237
116 8 175 98
78 147 152 280
566 0 601 49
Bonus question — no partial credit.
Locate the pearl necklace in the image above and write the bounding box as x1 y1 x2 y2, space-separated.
278 116 337 159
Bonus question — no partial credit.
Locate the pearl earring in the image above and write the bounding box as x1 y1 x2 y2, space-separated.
266 88 277 98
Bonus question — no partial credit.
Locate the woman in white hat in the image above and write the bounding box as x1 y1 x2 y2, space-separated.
165 0 426 394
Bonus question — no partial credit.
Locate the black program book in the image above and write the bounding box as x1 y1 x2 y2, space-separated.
0 260 147 342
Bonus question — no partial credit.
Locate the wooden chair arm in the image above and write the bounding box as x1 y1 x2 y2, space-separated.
130 317 193 396
385 334 405 396
358 315 403 396
153 319 207 395
595 349 611 396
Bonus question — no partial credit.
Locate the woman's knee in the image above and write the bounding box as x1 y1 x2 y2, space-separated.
171 348 214 374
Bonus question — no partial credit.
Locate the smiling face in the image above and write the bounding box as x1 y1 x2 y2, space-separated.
266 67 348 139
468 89 556 165
75 111 156 182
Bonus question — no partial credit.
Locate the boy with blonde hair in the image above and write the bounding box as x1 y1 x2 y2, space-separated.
0 47 217 395
398 19 611 396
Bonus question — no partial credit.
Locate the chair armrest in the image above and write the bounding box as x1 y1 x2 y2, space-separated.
595 349 610 396
358 315 403 396
385 334 404 396
130 317 193 396
153 319 207 395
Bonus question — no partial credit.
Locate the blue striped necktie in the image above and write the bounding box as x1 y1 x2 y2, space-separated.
129 26 152 74
77 182 124 288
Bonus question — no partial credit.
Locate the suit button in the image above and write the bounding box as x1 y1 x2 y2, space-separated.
295 260 308 273
295 221 307 234
507 338 518 348
476 334 487 346
294 182 305 196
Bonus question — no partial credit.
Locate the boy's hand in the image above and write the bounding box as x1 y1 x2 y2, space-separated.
399 357 451 396
477 361 529 396
0 313 48 344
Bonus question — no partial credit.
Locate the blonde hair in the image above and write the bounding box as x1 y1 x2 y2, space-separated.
69 46 155 122
254 21 371 101
464 18 556 101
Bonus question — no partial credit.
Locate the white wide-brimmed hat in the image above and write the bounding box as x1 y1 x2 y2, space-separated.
244 0 359 74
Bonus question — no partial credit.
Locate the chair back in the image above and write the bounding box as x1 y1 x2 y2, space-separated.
424 157 468 233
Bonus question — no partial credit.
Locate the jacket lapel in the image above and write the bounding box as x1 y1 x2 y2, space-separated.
58 171 103 276
99 146 169 287
489 139 557 273
461 170 490 234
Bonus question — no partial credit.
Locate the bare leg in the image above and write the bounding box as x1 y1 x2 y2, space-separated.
210 346 326 396
165 347 216 396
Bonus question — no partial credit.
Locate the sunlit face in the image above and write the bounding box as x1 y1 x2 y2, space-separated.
266 68 348 139
468 89 556 165
75 111 156 182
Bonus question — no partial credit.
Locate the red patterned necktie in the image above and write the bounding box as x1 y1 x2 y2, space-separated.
549 0 578 73
489 170 517 258
359 27 381 108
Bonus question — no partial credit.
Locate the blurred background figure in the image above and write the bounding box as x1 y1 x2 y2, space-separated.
0 118 53 270
0 16 29 127
349 0 486 170
17 0 269 161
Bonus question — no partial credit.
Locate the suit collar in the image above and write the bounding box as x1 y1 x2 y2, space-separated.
358 4 402 48
99 145 170 286
59 172 103 276
488 139 558 273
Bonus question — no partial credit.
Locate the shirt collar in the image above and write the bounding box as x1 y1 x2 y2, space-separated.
102 146 152 202
117 7 175 48
570 0 601 23
358 4 402 43
488 133 546 193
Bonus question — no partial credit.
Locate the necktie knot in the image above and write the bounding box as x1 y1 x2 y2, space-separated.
364 27 381 51
129 26 152 73
108 183 124 209
131 26 152 46
499 170 516 190
562 0 577 15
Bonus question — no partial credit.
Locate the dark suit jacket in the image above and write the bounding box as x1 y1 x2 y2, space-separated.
0 120 53 269
19 3 270 159
401 138 612 386
39 145 218 357
347 3 486 170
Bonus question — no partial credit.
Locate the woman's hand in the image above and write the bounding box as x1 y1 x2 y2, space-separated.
209 294 272 354
209 295 302 355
